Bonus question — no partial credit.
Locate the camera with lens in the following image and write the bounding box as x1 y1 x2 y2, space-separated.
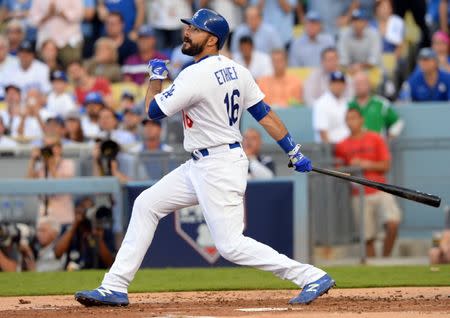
40 145 53 159
0 222 35 247
93 206 113 231
96 139 120 176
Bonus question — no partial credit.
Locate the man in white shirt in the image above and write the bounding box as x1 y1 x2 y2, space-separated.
232 35 273 80
0 116 17 149
243 128 275 179
1 40 51 95
97 107 136 146
0 35 18 72
46 71 77 118
313 71 350 143
81 92 103 141
0 84 22 135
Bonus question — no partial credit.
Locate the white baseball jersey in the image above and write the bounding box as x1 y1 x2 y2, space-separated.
155 55 264 152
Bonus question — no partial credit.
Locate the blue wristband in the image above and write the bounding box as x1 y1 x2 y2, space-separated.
277 133 296 153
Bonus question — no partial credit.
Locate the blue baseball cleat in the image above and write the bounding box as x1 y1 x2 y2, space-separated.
289 274 335 305
75 286 129 307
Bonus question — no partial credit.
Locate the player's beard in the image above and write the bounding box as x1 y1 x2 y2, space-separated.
182 37 209 56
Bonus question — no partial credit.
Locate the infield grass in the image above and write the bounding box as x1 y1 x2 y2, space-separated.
0 265 449 296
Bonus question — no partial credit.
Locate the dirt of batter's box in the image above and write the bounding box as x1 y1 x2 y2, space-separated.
1 287 449 318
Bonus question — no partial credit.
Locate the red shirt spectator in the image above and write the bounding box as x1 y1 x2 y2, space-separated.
75 77 111 106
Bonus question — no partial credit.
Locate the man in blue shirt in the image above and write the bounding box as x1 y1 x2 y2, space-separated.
399 48 450 101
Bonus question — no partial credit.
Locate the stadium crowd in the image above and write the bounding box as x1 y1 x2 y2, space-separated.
0 0 449 272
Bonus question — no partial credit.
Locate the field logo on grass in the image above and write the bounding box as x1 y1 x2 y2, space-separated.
175 205 220 264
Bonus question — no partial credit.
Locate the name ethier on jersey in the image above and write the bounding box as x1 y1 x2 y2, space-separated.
214 67 238 85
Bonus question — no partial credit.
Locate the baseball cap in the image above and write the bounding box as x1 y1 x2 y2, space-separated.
142 118 162 127
351 9 368 20
305 11 321 22
84 92 104 106
50 70 68 82
123 107 142 116
418 47 438 60
121 91 135 100
18 40 35 53
330 71 346 82
138 25 155 37
46 116 65 127
433 31 450 44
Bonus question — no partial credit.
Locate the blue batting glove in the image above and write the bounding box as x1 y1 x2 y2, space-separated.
147 59 169 81
288 144 312 172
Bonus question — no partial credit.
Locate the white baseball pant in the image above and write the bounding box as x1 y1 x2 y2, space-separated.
102 145 326 293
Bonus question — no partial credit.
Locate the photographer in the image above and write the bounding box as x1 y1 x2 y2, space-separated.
55 197 115 270
92 138 130 183
0 223 36 272
27 135 75 226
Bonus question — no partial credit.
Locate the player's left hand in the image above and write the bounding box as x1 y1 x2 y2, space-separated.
288 144 312 172
147 59 169 81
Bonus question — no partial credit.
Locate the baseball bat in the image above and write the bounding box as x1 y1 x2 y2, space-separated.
311 166 441 208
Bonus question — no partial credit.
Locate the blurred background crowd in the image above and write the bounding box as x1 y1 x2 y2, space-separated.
0 0 449 273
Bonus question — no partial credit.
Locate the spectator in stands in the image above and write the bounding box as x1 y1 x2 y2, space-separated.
2 40 51 95
67 60 112 106
27 135 76 226
80 92 103 141
392 0 430 48
257 49 302 107
335 108 402 258
288 11 335 67
168 26 195 78
232 35 273 80
0 35 18 73
146 0 192 50
97 107 136 146
38 39 63 73
304 47 354 107
432 31 450 72
198 0 246 47
0 84 22 135
349 71 404 139
118 91 136 113
36 116 70 146
99 0 145 39
243 128 275 179
5 19 25 55
46 71 77 118
104 12 138 65
371 0 405 59
28 0 84 68
0 117 17 148
313 71 350 144
251 0 296 48
92 138 130 183
131 119 172 153
84 38 122 83
81 0 97 58
15 88 54 141
338 9 382 73
0 0 32 27
61 199 115 270
122 25 168 85
122 108 143 142
231 5 282 54
65 112 85 143
399 48 450 101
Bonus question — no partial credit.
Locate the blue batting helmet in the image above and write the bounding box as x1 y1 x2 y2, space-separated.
181 9 230 50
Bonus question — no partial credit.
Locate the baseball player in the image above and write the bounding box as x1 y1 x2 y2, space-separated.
75 9 335 307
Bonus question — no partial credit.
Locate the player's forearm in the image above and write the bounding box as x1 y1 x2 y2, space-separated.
144 80 163 116
258 110 289 141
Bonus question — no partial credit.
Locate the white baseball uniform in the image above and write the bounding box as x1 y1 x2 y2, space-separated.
101 55 325 293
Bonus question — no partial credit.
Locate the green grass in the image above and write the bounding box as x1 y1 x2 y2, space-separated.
0 265 449 297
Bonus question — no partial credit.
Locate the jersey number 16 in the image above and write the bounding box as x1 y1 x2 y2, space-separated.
224 89 240 126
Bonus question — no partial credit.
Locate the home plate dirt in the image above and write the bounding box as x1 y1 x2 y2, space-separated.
1 287 449 318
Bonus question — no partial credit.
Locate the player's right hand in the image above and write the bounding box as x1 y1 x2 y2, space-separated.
147 59 169 81
288 144 312 173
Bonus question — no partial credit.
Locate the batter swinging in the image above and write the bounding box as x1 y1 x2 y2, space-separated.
75 9 335 306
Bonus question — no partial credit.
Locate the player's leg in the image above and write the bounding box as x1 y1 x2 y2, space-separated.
380 193 401 257
75 161 198 306
190 148 332 304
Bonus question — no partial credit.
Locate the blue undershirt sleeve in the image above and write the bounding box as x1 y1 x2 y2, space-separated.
247 100 271 121
148 99 167 120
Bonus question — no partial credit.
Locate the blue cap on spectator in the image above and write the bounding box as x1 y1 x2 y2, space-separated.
138 25 155 37
351 9 368 20
305 11 321 22
50 70 68 82
46 116 65 127
84 92 104 106
330 71 346 82
121 91 135 100
418 47 438 60
123 107 142 116
18 40 35 53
